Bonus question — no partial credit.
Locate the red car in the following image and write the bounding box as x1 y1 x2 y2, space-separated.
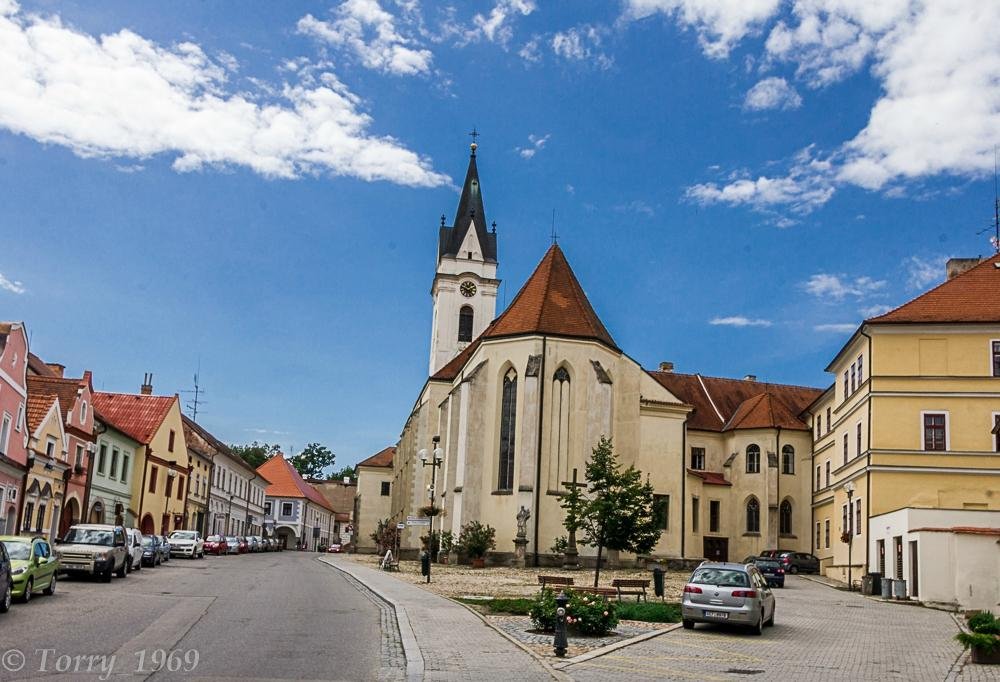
237 537 249 554
326 543 342 553
204 535 228 555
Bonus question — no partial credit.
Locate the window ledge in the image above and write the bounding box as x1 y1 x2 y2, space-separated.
742 532 761 537
779 534 797 539
491 489 513 496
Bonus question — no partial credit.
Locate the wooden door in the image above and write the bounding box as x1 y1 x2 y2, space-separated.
703 536 729 562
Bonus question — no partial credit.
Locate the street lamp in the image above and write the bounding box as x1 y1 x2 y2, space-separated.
417 435 444 584
843 481 855 591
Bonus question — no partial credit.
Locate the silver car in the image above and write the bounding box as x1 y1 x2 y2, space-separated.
681 561 775 634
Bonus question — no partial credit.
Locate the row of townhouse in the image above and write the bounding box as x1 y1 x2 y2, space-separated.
0 326 343 548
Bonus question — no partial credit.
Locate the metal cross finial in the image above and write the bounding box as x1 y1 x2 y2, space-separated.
469 128 480 144
550 208 558 245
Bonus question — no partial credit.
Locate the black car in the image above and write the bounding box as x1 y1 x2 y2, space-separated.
0 542 11 613
777 551 820 574
753 558 786 587
140 536 162 567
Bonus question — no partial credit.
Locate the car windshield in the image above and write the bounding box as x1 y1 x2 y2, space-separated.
756 560 780 570
2 541 31 560
171 532 196 540
207 535 222 542
63 528 113 546
141 537 154 547
691 568 750 587
226 537 237 543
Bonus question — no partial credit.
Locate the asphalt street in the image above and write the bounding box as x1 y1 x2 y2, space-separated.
0 551 385 681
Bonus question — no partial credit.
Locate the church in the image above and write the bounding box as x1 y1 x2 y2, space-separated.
388 142 822 566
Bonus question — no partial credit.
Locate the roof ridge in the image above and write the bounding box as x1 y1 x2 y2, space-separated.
650 369 824 393
696 373 725 424
869 253 1000 323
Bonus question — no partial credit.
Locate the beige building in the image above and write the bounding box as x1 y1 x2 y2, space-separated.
354 446 394 553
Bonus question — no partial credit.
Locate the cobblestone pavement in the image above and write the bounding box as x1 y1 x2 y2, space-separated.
337 567 407 681
564 576 999 682
487 614 668 658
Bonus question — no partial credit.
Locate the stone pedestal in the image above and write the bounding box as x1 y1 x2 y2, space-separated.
562 530 580 570
513 537 529 568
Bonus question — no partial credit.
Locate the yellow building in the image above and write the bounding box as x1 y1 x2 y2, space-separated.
94 378 191 536
354 446 395 553
22 393 68 539
809 256 1000 611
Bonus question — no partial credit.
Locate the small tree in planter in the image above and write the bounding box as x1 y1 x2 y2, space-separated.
438 530 454 564
957 612 1000 664
457 521 496 568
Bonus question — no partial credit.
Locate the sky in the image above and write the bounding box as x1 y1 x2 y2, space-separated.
1 0 998 471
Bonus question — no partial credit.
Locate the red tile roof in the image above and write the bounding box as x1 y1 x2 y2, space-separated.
25 392 58 434
26 352 57 377
257 456 335 512
27 375 85 422
910 526 1000 536
869 253 1000 324
357 446 395 468
687 469 731 486
92 392 177 445
648 372 822 432
432 244 616 381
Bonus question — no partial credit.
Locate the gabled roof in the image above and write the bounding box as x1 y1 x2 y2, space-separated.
648 372 822 432
26 352 58 377
26 392 59 434
357 446 395 468
869 253 1000 324
430 244 617 381
258 456 335 512
438 148 497 263
92 392 176 445
26 374 87 422
182 415 267 479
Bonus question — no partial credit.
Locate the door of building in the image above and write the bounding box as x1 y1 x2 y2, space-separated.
877 539 885 575
909 541 919 597
703 536 729 562
894 536 903 579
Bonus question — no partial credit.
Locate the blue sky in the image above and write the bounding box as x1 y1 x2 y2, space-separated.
2 0 998 470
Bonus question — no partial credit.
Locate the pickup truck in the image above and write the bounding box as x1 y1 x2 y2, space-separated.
55 524 129 582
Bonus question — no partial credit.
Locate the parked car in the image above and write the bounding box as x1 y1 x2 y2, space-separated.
224 536 240 555
158 535 171 562
247 536 259 552
1 536 58 602
0 541 11 613
140 535 161 567
752 558 786 588
125 529 144 572
56 525 129 582
236 536 248 554
326 543 342 553
168 530 204 559
681 561 776 635
776 551 820 574
204 535 228 555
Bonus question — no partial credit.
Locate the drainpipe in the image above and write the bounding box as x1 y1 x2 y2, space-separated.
775 426 782 547
83 420 105 523
533 335 547 567
137 448 151 530
680 421 686 559
206 451 217 537
860 326 873 574
244 472 258 535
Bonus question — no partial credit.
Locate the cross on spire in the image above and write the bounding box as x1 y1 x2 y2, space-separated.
550 208 558 245
468 127 480 155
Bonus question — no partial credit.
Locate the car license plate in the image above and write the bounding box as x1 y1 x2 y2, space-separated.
704 611 729 619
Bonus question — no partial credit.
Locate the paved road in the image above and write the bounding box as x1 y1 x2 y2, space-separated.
0 552 390 681
566 576 992 682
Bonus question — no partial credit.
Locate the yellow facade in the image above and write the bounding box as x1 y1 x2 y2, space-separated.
130 399 192 536
23 398 68 540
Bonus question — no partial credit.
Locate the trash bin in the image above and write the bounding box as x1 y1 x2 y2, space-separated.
420 550 430 577
652 566 665 598
862 572 881 596
880 577 893 598
893 579 907 599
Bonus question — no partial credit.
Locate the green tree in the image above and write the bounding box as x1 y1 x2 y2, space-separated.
289 442 336 479
230 441 281 469
329 465 357 481
560 436 661 587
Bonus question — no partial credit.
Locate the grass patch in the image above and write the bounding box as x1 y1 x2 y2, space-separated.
456 596 680 623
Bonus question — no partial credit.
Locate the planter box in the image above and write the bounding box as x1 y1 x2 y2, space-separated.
971 646 1000 665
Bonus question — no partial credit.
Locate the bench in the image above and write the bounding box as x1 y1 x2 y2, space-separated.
574 587 619 600
380 550 399 572
538 575 575 591
612 578 650 602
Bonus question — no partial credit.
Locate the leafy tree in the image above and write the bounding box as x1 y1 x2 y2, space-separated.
230 441 281 469
289 442 336 479
560 436 661 587
329 465 357 481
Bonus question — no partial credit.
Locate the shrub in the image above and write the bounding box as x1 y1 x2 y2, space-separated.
457 521 496 560
968 612 1000 635
529 589 619 635
615 601 682 623
440 531 454 554
956 632 1000 653
370 518 398 555
529 589 558 631
421 530 440 556
550 536 568 555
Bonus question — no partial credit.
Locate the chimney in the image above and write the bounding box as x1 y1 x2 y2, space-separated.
946 257 983 280
658 361 674 373
46 363 65 377
140 373 153 395
744 374 757 382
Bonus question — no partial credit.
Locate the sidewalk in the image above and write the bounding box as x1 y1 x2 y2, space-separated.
321 556 559 682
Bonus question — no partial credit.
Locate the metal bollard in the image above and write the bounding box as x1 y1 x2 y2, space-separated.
553 590 569 658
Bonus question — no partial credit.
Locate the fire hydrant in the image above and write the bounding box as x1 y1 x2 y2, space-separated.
553 590 569 658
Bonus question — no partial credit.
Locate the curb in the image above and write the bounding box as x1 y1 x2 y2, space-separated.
318 557 424 682
554 622 682 670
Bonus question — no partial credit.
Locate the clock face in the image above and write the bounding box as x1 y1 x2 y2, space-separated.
460 281 477 297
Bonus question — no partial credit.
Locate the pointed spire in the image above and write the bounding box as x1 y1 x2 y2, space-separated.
438 138 497 263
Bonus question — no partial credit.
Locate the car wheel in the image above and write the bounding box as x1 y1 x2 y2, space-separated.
101 565 113 583
0 581 11 612
789 566 798 574
116 560 127 579
751 612 764 636
22 578 33 603
135 559 141 572
766 606 775 627
682 619 694 630
42 573 56 596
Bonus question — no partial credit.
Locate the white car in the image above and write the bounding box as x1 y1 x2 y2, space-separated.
167 531 205 559
126 528 144 572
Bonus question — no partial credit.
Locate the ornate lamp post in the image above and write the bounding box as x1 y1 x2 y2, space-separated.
417 435 444 584
844 481 855 590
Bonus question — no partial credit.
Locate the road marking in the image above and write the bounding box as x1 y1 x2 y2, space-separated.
109 596 214 680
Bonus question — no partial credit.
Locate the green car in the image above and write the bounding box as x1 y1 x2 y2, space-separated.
0 536 59 602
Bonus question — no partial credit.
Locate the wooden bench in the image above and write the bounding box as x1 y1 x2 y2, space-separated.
538 575 575 591
612 578 650 602
575 587 619 600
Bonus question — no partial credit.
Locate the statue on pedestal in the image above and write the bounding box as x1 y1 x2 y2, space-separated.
513 506 530 567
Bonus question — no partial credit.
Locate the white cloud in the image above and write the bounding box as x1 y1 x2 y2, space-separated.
903 255 944 291
551 25 613 69
859 303 893 318
709 316 772 327
471 0 536 46
624 0 782 58
814 323 857 333
565 184 575 194
743 76 802 111
803 273 886 301
518 35 542 62
614 200 655 217
0 4 448 187
0 272 25 294
297 1 433 76
516 133 550 159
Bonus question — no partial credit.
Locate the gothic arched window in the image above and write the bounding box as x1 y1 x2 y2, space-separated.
551 367 571 486
746 444 761 474
781 444 795 475
458 306 474 343
497 369 517 491
746 497 760 533
779 499 793 535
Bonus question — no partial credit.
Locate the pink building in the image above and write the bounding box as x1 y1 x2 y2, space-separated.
0 322 29 534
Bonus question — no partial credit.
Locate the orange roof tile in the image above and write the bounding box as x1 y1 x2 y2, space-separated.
27 375 86 423
92 392 176 445
687 469 731 486
357 446 395 468
257 456 335 512
26 393 58 433
869 253 1000 324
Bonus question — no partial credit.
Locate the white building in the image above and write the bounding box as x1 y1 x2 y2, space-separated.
258 455 335 550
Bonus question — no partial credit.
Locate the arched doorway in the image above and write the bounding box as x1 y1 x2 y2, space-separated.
3 505 14 535
140 513 155 535
59 497 80 538
275 526 297 550
89 500 104 524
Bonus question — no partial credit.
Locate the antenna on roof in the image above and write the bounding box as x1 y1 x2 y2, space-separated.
181 360 206 422
550 208 558 245
983 147 1000 254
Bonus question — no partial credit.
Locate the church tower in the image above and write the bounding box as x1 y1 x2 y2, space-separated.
429 140 500 375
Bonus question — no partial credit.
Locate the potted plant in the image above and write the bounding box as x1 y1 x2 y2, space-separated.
457 521 496 568
956 612 1000 664
438 530 454 564
419 505 441 517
